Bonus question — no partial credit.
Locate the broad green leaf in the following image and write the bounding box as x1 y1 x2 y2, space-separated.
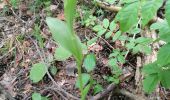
158 44 170 66
142 62 160 75
160 69 170 88
150 22 162 30
103 18 110 29
159 21 170 42
76 73 90 88
105 31 113 39
93 84 103 94
135 37 152 45
83 54 96 72
109 20 116 31
54 46 71 61
165 0 170 26
30 62 46 83
46 17 83 62
133 44 151 54
32 92 41 100
143 74 159 93
141 0 163 26
64 0 77 33
112 31 121 42
115 2 139 32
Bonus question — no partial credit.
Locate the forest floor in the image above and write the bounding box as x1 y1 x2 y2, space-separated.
0 0 170 100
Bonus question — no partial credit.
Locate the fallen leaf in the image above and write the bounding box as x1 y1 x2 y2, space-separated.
57 11 65 20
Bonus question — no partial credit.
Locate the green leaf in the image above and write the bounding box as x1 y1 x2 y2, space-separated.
158 44 170 66
117 55 125 63
160 69 170 88
150 22 162 30
103 18 110 29
54 46 72 61
112 31 121 42
76 73 90 88
87 37 98 46
141 0 163 26
109 20 116 31
29 62 46 83
97 29 107 36
93 84 103 94
159 21 170 42
129 27 140 34
64 0 77 32
105 31 113 39
42 97 49 100
142 62 160 75
46 17 83 62
83 54 96 72
143 74 159 93
82 83 91 100
93 25 103 31
165 0 170 26
126 42 135 50
133 44 151 54
32 92 41 100
115 2 139 32
135 37 152 45
108 58 117 67
50 66 58 76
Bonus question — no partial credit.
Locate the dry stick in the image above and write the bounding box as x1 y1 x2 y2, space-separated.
92 32 114 49
90 73 132 100
119 89 145 100
96 1 121 12
96 1 163 24
29 37 79 100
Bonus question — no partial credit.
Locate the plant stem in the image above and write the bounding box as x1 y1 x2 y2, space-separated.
77 60 84 100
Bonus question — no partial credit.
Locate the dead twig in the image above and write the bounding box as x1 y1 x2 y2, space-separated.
90 73 132 100
119 89 145 100
96 0 121 12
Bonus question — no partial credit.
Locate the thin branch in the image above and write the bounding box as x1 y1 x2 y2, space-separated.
96 0 121 12
90 73 132 100
119 89 145 100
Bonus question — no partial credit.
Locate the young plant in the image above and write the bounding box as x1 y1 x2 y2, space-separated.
114 0 170 93
46 0 96 99
32 92 49 100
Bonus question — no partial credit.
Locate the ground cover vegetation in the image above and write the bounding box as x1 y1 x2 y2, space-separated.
0 0 170 100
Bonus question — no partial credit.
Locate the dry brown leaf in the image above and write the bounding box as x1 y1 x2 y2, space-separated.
57 12 65 20
88 43 103 52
